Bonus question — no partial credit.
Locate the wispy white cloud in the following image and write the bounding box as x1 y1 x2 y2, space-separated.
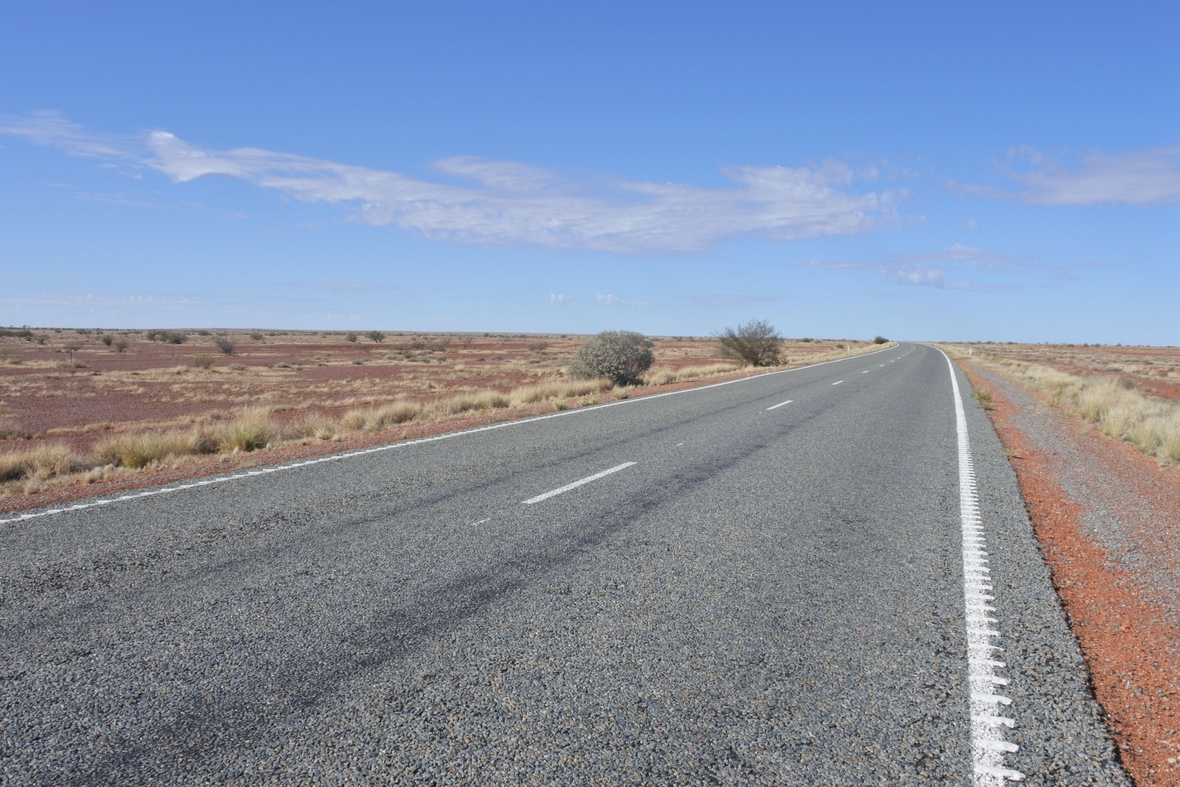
954 144 1180 205
0 111 138 160
549 293 572 305
596 293 650 310
1 111 910 255
805 244 1075 291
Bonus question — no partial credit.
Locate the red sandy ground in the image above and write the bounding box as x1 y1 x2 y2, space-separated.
962 360 1180 787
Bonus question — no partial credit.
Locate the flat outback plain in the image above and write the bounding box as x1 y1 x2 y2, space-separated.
945 342 1180 786
0 328 874 510
5 331 1180 784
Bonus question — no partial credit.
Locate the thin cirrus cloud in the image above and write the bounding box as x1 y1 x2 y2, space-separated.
954 144 1180 206
596 294 650 310
0 111 909 255
689 293 776 308
804 243 1075 292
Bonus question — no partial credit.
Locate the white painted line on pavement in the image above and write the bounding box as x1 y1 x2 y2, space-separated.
943 349 1025 785
1 346 898 527
831 380 844 386
522 462 637 505
862 370 870 374
766 400 793 410
469 518 490 527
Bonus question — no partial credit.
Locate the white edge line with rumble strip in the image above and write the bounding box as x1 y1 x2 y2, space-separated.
942 349 1026 785
0 345 902 527
521 462 636 505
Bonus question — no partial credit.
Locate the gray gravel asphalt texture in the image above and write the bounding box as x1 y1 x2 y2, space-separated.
0 343 1130 786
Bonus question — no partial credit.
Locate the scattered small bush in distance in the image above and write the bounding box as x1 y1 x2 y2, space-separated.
100 334 114 346
367 330 385 343
214 337 235 355
192 355 215 369
346 332 358 343
113 338 128 352
873 336 889 344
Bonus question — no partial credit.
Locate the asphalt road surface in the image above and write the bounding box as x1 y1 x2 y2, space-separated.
1 344 1130 786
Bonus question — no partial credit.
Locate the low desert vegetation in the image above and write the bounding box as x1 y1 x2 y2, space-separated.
716 319 783 366
568 330 655 386
959 351 1180 465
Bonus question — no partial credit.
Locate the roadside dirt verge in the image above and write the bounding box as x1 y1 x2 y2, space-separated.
961 360 1180 787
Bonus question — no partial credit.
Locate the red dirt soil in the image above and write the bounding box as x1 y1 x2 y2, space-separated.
962 361 1180 787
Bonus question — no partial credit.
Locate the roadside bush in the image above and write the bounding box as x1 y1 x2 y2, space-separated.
716 319 782 366
214 337 235 355
568 330 654 386
873 336 889 344
113 338 129 352
192 355 215 369
100 334 114 346
366 330 385 343
345 332 358 343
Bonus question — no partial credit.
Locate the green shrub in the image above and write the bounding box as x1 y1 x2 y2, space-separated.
366 330 385 343
192 355 215 369
214 337 235 355
716 319 782 366
873 336 888 344
568 330 654 386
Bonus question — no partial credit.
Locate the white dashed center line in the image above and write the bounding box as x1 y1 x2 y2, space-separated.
522 462 637 505
766 400 793 410
831 380 844 386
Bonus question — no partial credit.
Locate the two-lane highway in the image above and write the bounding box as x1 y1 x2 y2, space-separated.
1 344 1129 785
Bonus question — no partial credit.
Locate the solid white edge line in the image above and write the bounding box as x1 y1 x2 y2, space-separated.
941 349 1026 785
521 461 637 505
2 345 900 527
766 399 793 410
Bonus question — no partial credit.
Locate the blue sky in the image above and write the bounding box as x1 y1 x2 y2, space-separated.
1 1 1177 343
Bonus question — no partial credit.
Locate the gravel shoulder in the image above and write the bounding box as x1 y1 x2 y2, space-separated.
963 359 1180 787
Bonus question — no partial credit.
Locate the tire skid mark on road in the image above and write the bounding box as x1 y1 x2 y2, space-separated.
944 350 1027 785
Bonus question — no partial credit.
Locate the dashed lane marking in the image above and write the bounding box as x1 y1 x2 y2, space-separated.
521 462 637 505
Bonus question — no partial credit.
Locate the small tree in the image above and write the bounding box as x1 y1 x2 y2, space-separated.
214 337 236 355
872 335 888 344
345 332 358 343
716 319 783 366
366 330 385 343
568 330 654 386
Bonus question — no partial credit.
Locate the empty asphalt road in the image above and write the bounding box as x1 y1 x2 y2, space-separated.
1 344 1129 786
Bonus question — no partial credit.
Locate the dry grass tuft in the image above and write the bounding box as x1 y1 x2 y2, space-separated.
219 408 277 452
0 444 87 482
